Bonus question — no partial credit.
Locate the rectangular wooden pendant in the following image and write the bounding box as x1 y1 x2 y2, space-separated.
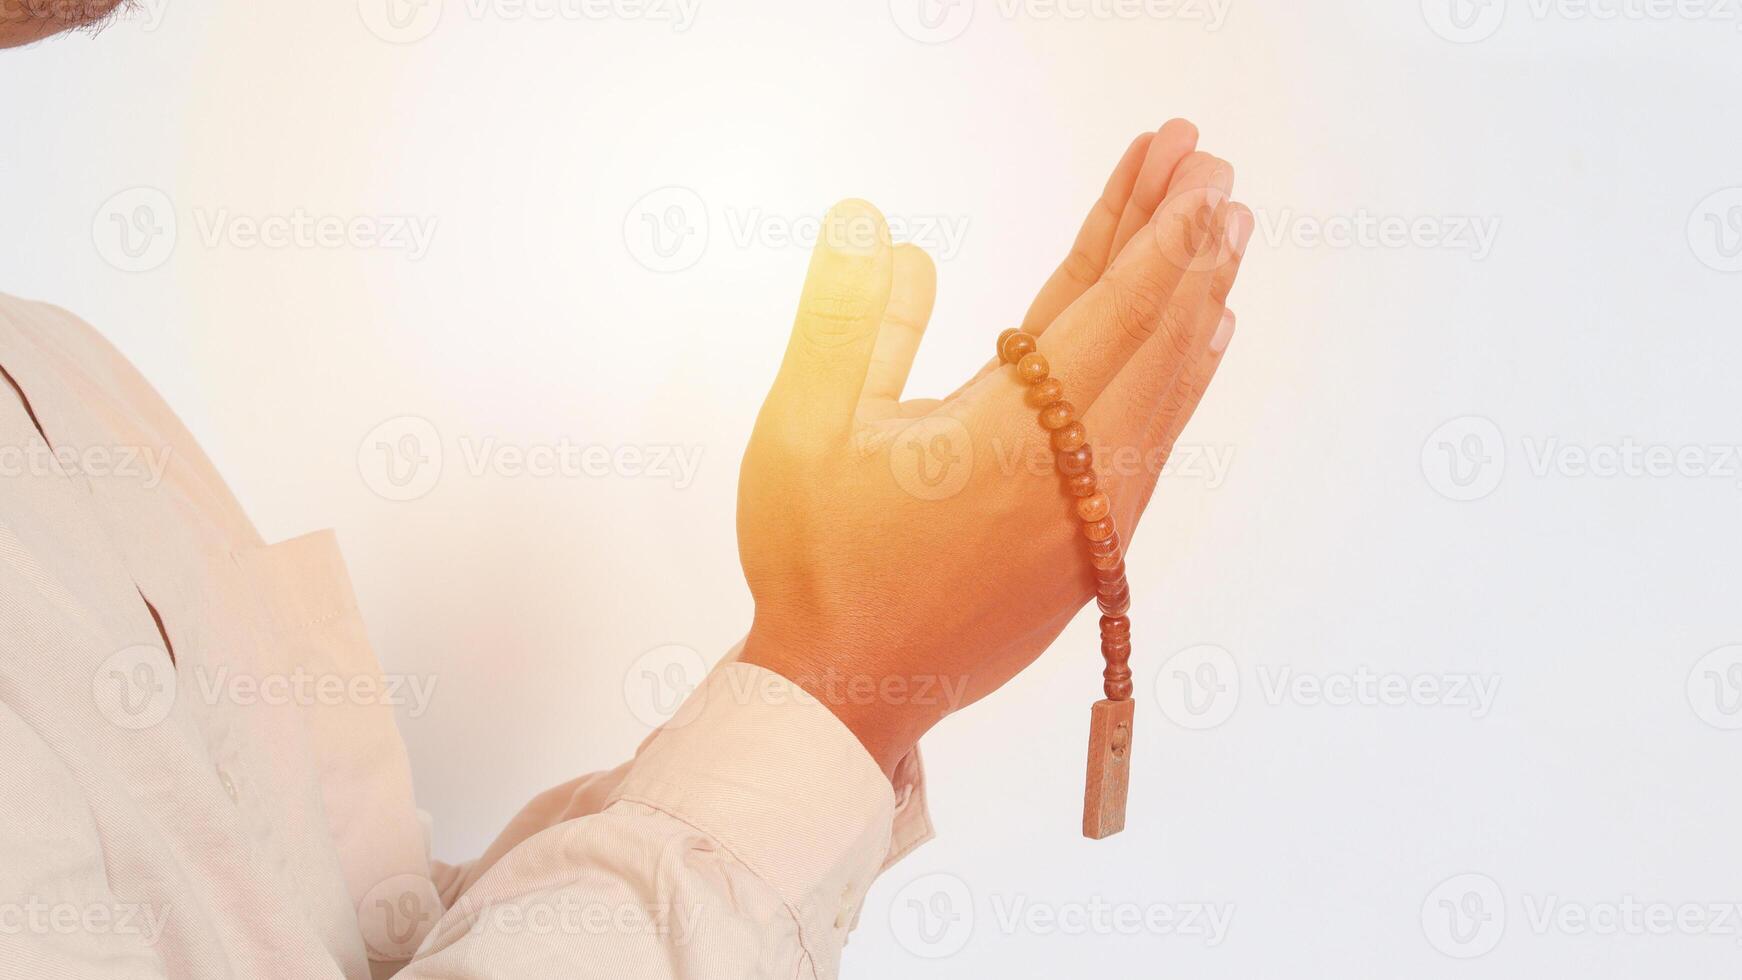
1082 698 1135 839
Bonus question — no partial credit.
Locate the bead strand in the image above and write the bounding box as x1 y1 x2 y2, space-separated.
996 328 1134 703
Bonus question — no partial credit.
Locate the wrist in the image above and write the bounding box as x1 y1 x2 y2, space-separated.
739 629 930 781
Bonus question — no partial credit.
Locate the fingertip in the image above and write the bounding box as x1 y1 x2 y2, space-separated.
1209 309 1236 354
892 242 938 292
1227 204 1255 257
820 198 891 256
1158 117 1199 147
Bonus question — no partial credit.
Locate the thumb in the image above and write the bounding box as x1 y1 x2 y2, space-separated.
764 199 894 443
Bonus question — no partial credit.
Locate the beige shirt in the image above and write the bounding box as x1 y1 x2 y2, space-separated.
0 293 932 979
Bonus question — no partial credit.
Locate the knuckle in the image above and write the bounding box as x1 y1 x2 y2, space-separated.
798 289 876 349
1106 276 1165 344
1158 303 1197 360
1060 247 1101 288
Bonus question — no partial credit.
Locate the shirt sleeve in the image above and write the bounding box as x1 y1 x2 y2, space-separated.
397 661 933 980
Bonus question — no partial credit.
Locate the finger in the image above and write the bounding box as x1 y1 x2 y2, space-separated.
763 199 894 443
1093 200 1250 431
1026 160 1233 412
1105 119 1202 266
1091 199 1251 516
858 244 938 420
1125 308 1237 521
1020 129 1158 336
947 130 1208 403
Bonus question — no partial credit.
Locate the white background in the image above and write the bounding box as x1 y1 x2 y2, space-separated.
3 0 1741 975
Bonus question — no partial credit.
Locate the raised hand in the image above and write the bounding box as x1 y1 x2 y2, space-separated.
737 124 1253 775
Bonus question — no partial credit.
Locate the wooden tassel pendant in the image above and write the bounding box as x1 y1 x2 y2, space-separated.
1083 615 1134 838
996 327 1138 840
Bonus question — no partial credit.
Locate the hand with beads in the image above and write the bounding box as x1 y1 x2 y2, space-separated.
738 120 1253 779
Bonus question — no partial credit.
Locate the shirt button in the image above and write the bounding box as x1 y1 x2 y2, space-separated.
835 884 856 929
218 768 240 803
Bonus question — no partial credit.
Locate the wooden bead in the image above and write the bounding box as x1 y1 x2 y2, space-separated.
1087 530 1120 556
1082 518 1115 542
1026 378 1064 409
1099 619 1133 699
1016 352 1050 385
1051 422 1086 452
999 331 1036 365
1094 560 1126 583
1057 445 1094 476
1090 549 1124 571
1100 614 1130 635
996 328 1020 362
1066 472 1098 497
1098 588 1131 619
1096 575 1128 598
1075 491 1110 523
1038 401 1076 431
